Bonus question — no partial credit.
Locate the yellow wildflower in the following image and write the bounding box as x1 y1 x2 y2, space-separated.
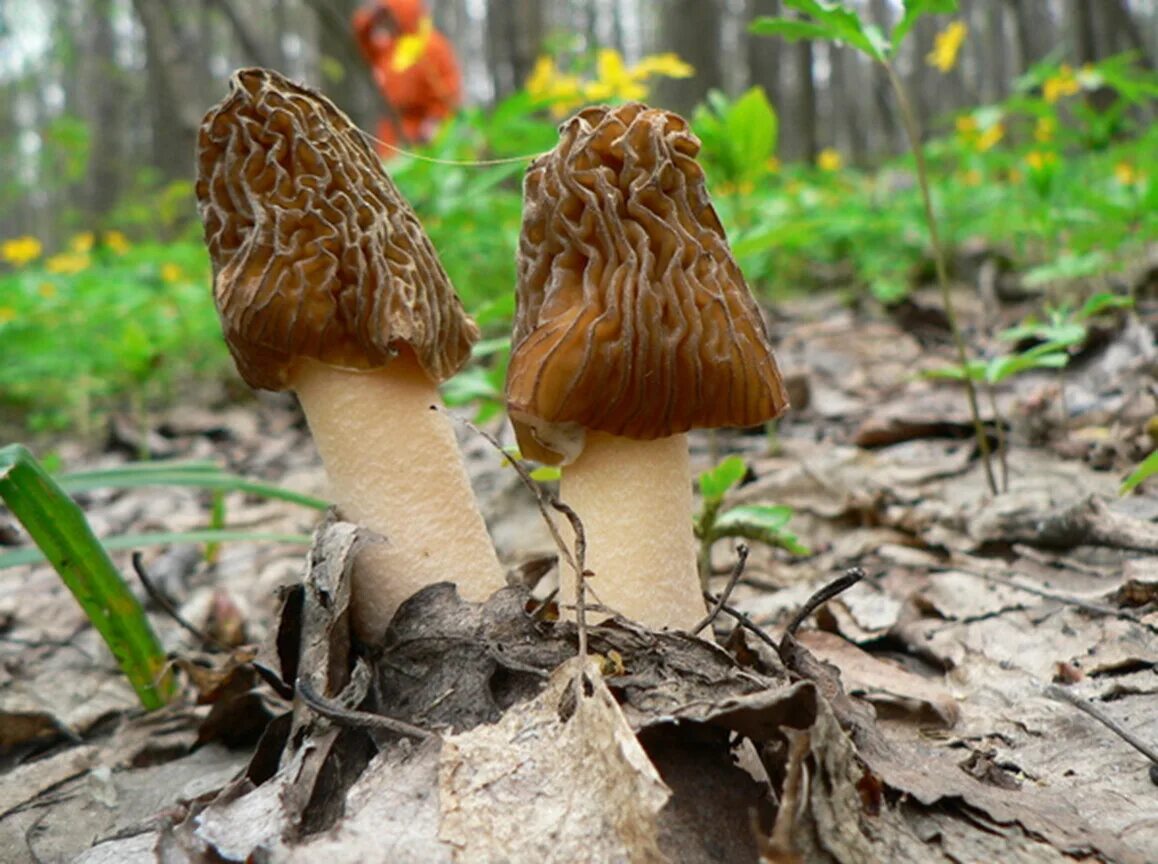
526 57 585 117
631 52 694 80
975 122 1004 152
955 115 978 138
584 49 648 102
766 156 781 173
1043 65 1080 103
927 21 967 73
526 50 694 117
104 230 131 255
1007 168 1023 184
37 282 56 299
1 236 42 267
1114 162 1141 186
70 232 94 254
391 16 433 73
526 56 558 100
817 148 843 172
0 307 15 324
1034 117 1055 143
1026 150 1057 171
46 252 89 274
960 168 982 187
160 263 184 283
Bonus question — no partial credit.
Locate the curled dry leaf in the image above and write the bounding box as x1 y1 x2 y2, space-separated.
439 658 670 864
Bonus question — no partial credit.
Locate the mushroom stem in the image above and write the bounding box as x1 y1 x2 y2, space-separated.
559 430 704 631
292 354 504 642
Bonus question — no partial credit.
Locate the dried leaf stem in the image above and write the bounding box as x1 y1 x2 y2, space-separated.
883 61 998 496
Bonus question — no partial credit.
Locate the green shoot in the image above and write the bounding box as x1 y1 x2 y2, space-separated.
695 455 809 584
751 0 999 495
1121 450 1158 495
0 444 175 710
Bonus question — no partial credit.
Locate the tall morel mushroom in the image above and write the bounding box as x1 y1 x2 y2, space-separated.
196 68 504 643
506 104 789 631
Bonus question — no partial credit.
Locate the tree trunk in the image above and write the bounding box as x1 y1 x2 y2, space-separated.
82 0 125 226
655 0 724 116
747 0 782 110
981 0 1010 104
303 0 377 132
131 0 204 182
868 0 900 155
831 45 866 164
795 37 817 163
1073 0 1099 65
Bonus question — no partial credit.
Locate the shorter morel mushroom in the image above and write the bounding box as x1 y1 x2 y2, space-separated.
506 104 789 631
196 68 504 643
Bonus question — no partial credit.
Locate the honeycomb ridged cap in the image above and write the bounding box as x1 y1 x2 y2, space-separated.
505 103 788 464
196 67 478 391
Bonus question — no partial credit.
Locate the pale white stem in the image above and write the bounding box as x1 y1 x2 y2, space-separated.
559 430 704 631
292 356 505 642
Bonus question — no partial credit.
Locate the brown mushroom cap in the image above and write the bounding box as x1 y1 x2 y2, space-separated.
196 67 478 391
505 103 789 464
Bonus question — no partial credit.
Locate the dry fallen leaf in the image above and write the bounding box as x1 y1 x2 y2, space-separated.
439 657 670 864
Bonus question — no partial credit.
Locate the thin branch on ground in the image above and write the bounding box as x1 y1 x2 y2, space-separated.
702 597 781 653
883 60 997 495
957 567 1156 633
784 568 866 641
132 551 228 652
1044 684 1158 774
693 544 749 636
297 677 432 740
445 410 591 658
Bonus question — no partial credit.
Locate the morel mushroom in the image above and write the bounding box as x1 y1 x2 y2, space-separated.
196 68 503 643
506 104 789 631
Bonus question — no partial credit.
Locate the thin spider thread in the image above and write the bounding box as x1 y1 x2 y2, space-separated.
359 127 545 167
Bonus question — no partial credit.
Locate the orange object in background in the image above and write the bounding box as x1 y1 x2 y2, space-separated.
352 0 462 155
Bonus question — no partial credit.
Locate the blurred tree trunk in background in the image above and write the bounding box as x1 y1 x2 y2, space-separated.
3 0 1158 241
132 0 203 182
303 0 377 132
792 36 817 163
1072 0 1100 65
830 46 866 164
206 0 275 69
747 0 782 112
978 1 1010 104
1105 0 1153 69
1006 0 1054 74
486 0 545 100
868 0 900 156
655 0 724 115
82 0 125 227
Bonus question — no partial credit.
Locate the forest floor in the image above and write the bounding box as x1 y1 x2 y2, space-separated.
1 280 1156 863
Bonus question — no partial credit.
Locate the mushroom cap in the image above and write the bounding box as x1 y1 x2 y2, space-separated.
505 103 789 464
195 67 478 391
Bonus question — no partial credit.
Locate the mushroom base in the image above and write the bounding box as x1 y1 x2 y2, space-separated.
559 430 704 631
293 356 505 643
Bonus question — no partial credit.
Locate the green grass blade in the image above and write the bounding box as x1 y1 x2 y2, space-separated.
0 444 175 710
0 528 313 569
57 463 329 511
1120 450 1158 495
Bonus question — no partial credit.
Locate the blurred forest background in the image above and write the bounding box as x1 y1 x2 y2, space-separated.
2 0 1154 246
0 0 1154 439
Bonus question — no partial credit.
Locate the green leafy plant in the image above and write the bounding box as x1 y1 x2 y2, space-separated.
694 455 809 584
752 0 999 494
693 86 778 188
0 444 175 709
